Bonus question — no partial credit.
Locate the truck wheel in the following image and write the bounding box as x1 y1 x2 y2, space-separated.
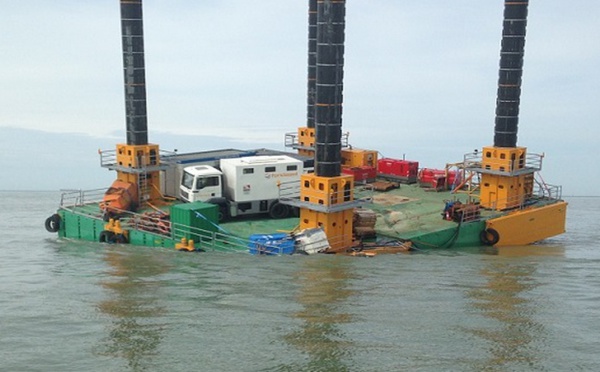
218 205 229 222
269 202 289 219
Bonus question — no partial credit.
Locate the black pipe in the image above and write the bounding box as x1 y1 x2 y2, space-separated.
315 0 345 177
494 0 528 148
120 0 148 146
306 0 317 128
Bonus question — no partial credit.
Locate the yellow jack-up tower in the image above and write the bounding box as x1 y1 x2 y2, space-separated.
297 0 356 252
290 0 318 159
288 1 375 171
476 0 566 246
100 0 164 216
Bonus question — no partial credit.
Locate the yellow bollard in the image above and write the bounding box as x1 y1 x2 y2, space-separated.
176 237 195 251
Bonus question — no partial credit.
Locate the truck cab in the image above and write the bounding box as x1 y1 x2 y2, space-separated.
180 165 223 203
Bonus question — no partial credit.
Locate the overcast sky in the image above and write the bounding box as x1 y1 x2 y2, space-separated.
1 1 599 195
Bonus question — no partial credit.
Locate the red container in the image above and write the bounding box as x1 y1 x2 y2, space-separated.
342 166 377 182
446 170 459 187
419 168 442 186
405 162 419 178
418 168 460 190
377 158 419 183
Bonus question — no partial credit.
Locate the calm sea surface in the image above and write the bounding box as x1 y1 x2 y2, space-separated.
1 191 598 371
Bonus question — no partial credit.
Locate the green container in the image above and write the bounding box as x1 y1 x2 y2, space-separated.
170 202 219 243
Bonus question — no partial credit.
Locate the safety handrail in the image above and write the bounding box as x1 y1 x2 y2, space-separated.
480 180 563 211
463 151 544 174
59 189 106 208
98 148 177 168
278 179 373 203
284 131 350 149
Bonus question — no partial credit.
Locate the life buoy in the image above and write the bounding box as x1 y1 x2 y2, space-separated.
45 214 61 233
480 228 500 246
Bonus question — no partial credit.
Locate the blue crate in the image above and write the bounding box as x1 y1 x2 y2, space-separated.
248 233 295 255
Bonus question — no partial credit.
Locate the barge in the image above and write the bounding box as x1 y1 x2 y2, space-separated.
45 0 567 255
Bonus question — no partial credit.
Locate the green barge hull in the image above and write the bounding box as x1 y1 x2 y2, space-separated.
59 208 177 249
53 182 566 253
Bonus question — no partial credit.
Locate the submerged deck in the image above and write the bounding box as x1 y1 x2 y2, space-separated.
58 184 476 249
222 184 490 249
56 182 563 251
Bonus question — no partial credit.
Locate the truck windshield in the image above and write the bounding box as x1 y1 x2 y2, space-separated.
196 176 219 190
182 171 194 189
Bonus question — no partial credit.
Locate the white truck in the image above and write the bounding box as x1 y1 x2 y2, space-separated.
179 155 303 221
160 149 258 198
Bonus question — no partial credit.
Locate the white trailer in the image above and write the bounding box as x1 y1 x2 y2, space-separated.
179 155 303 220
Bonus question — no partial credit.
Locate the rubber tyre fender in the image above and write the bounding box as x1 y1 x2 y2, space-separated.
99 230 116 244
480 228 500 246
269 202 289 219
45 214 61 233
115 234 128 244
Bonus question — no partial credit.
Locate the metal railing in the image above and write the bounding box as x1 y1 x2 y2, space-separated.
533 179 562 201
60 188 106 208
463 151 543 175
278 179 374 201
98 149 117 168
56 187 353 254
482 193 526 211
284 131 350 150
98 148 177 170
56 189 374 254
63 201 252 253
457 204 482 223
278 179 302 200
171 220 305 255
277 179 373 213
284 132 300 149
480 178 563 211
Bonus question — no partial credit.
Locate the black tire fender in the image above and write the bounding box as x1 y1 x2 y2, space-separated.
269 202 289 219
480 228 500 246
115 233 128 244
99 230 116 244
45 214 61 233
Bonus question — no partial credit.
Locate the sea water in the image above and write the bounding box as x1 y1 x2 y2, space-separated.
1 191 598 371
